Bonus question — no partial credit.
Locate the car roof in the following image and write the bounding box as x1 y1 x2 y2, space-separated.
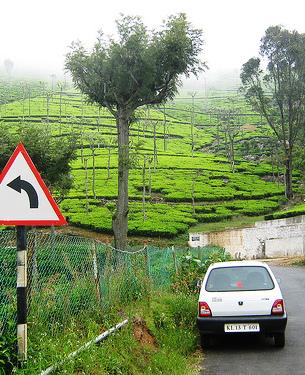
209 260 269 269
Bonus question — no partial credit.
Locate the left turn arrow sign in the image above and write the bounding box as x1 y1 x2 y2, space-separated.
0 143 67 226
7 176 39 209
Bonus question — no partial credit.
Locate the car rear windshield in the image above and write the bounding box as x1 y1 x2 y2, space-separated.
206 266 275 292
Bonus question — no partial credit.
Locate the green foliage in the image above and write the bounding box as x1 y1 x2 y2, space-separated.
0 78 45 105
0 123 77 199
60 195 283 236
0 321 17 374
114 267 150 305
66 13 205 249
54 292 198 375
151 292 198 357
241 25 305 198
30 277 100 332
66 14 204 112
23 291 199 374
172 247 231 294
265 203 305 220
61 199 195 237
223 199 280 217
292 257 305 266
0 82 289 238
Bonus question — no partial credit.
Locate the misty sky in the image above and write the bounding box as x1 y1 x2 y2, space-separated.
1 0 305 82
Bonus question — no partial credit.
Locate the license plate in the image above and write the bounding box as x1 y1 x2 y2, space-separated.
224 323 260 333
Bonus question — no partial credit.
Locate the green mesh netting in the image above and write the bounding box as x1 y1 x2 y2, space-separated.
0 230 219 337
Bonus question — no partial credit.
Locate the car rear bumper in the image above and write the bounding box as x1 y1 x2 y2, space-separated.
197 315 287 335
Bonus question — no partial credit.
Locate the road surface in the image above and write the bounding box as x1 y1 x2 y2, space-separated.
201 266 305 375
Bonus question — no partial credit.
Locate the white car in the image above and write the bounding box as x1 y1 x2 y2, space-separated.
197 261 287 348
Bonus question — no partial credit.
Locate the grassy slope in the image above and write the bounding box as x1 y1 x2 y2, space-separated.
0 85 289 237
14 290 201 374
55 292 200 375
191 215 265 233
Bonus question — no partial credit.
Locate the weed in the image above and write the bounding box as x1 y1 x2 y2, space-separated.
0 320 17 374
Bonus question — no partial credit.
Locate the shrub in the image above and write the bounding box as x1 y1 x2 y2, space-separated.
172 247 231 294
196 213 233 223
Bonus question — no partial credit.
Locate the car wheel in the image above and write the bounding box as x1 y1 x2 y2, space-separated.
200 334 211 349
274 333 285 348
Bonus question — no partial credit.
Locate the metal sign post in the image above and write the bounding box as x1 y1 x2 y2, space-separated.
0 143 67 367
16 226 27 364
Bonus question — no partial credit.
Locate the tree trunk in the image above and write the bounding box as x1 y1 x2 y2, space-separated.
153 122 158 170
229 136 235 173
191 173 196 215
142 156 147 221
59 85 63 134
285 152 293 199
163 104 167 151
92 149 96 199
107 147 111 179
112 110 130 250
84 158 89 212
28 88 31 118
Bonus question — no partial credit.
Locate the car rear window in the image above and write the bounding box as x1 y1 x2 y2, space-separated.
206 266 275 292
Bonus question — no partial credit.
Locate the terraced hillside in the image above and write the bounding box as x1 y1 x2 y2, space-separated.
0 85 293 237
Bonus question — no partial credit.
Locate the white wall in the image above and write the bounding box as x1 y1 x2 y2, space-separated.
189 215 305 259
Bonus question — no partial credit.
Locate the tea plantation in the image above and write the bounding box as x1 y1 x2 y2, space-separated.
0 82 293 237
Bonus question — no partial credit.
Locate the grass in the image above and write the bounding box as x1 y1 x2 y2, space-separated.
190 215 265 233
292 257 305 266
14 291 201 375
0 228 227 374
53 292 200 375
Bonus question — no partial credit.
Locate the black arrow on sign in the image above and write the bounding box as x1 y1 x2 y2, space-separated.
7 176 39 208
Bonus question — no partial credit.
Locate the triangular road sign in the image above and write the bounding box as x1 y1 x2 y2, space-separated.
0 143 67 226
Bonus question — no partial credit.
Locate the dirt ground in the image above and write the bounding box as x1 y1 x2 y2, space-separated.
132 317 157 348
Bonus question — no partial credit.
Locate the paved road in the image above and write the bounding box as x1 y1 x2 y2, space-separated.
201 266 305 375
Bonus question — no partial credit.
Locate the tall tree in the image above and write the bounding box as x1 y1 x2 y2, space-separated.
240 25 305 198
66 14 204 249
216 108 241 173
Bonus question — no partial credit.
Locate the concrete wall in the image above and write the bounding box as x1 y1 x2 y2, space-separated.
189 215 305 259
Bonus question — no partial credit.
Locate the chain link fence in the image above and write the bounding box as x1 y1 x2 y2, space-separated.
0 231 16 335
0 230 217 338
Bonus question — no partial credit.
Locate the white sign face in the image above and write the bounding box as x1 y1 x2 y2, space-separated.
0 144 66 226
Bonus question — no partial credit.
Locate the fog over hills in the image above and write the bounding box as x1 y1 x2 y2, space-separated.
0 63 241 93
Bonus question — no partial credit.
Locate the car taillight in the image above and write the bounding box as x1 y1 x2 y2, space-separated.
271 299 284 315
198 301 212 317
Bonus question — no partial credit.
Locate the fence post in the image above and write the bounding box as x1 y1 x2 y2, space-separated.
16 226 27 365
92 241 101 303
172 246 178 274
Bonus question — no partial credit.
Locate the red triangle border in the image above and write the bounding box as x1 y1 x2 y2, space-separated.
0 143 67 226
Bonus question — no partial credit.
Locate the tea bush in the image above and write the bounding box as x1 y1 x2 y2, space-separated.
1 90 288 239
265 203 305 220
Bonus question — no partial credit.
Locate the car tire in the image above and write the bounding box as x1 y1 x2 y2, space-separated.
274 333 285 348
200 334 211 349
